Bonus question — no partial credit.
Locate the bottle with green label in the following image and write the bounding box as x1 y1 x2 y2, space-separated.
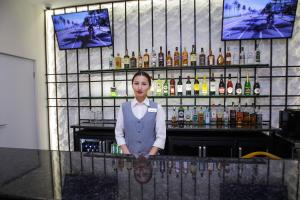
163 79 169 96
244 74 251 95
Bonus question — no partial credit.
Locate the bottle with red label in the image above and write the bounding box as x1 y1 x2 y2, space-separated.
227 73 233 95
218 74 225 95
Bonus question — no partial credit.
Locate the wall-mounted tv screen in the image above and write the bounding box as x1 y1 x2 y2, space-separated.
52 9 112 50
222 0 298 40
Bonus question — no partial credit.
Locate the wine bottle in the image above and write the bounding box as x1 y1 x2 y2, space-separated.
210 73 216 95
227 73 233 95
186 76 192 95
202 75 208 96
190 45 197 66
124 49 130 69
199 47 206 66
177 76 183 95
163 78 169 96
218 74 225 95
244 74 251 95
170 74 176 96
235 73 242 95
253 77 261 95
194 75 200 95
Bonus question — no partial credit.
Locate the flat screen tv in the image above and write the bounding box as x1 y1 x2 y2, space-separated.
52 9 113 50
222 0 298 40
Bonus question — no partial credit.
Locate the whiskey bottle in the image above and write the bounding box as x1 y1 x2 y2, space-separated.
178 105 185 128
158 46 164 67
199 47 206 66
186 76 192 95
229 102 236 127
151 48 157 67
217 48 225 66
115 53 122 69
210 73 216 95
171 107 177 127
244 74 251 95
177 76 183 95
166 50 173 67
190 45 197 66
182 47 188 66
225 46 231 65
124 49 130 69
174 47 180 67
207 49 215 66
218 74 225 95
235 73 242 95
143 49 150 68
202 75 208 96
255 44 261 64
253 77 260 95
163 78 169 96
239 47 245 65
194 75 200 95
226 73 233 95
130 51 137 68
138 51 143 68
170 74 176 96
156 74 163 96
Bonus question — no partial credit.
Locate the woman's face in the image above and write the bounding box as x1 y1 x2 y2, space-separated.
132 75 150 100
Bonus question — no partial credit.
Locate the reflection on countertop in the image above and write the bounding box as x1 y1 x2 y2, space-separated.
0 147 298 200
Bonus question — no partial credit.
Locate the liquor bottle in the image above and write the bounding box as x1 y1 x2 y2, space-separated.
216 104 223 127
226 73 233 95
163 78 169 96
218 74 225 95
190 45 197 66
130 51 137 68
229 102 236 127
182 47 188 66
143 49 150 68
244 74 251 95
253 77 261 95
199 47 206 66
138 51 143 68
236 103 243 128
239 47 245 65
198 107 204 126
210 73 216 95
166 50 173 67
223 105 229 126
178 105 185 128
177 76 183 95
243 103 250 127
186 76 192 95
217 48 225 66
225 46 231 65
249 103 257 126
202 75 208 96
171 107 177 127
192 106 198 125
207 49 215 66
109 53 114 69
170 74 176 96
158 46 164 67
174 47 180 67
115 53 122 69
185 106 192 126
235 73 242 95
124 49 130 69
204 107 210 125
255 44 261 64
210 104 217 124
156 74 163 96
151 48 157 67
194 75 200 95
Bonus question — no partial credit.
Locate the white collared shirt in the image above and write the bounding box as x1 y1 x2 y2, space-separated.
115 97 166 149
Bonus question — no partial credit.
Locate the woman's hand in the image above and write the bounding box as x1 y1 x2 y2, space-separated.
120 144 131 155
148 146 159 156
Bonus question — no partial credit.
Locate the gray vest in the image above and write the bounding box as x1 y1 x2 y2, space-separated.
122 100 157 155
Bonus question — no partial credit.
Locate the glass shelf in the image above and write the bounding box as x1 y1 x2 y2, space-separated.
80 94 269 99
80 64 269 74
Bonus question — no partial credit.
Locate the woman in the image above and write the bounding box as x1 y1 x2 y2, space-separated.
115 71 166 156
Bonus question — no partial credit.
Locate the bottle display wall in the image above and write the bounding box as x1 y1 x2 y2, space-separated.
45 0 300 150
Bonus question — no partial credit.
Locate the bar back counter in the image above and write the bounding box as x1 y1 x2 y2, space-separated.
0 147 299 200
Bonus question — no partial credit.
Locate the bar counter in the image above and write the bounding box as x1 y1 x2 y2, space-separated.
0 147 299 200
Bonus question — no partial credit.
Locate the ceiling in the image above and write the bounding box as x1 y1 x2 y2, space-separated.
27 0 121 9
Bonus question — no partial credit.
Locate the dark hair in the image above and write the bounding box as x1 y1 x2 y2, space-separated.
132 70 151 86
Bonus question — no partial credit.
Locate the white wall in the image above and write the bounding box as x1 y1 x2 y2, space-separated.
0 0 48 149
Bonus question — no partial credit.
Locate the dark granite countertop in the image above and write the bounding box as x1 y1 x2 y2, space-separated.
0 147 298 200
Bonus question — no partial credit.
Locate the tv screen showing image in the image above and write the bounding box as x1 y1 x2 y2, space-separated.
222 0 298 40
52 9 113 50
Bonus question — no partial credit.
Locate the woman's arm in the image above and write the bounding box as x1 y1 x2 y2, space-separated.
150 104 166 155
148 146 159 156
115 105 131 154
